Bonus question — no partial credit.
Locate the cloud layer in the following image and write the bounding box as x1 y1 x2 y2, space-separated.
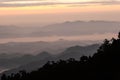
0 0 120 7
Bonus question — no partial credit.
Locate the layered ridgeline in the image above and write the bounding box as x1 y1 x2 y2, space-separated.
1 33 120 80
0 44 99 75
0 21 119 39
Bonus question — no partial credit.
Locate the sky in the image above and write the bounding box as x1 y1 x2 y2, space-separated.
0 0 120 43
0 0 120 26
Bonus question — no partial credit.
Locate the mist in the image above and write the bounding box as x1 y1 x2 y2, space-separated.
0 20 119 43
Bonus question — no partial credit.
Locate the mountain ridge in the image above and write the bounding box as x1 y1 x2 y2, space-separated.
0 44 99 75
0 20 119 39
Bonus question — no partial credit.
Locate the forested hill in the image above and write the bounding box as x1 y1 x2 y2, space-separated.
1 33 120 80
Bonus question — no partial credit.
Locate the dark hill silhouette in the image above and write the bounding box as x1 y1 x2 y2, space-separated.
1 44 99 75
59 44 99 60
0 52 52 73
1 32 120 80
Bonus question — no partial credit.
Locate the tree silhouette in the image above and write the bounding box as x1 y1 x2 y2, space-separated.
80 56 88 62
1 74 7 80
1 32 120 80
118 32 120 39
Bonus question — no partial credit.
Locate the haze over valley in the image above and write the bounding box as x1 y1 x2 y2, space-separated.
0 20 118 74
0 21 119 43
0 0 120 79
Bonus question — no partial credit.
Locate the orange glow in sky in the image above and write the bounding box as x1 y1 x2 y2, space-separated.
0 0 120 26
0 0 120 43
0 4 120 16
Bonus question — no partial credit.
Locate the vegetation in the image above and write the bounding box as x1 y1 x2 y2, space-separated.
1 32 120 80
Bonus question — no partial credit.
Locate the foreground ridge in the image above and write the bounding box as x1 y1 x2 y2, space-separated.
1 32 120 80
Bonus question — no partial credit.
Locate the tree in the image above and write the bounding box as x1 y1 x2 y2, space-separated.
1 74 7 80
2 32 120 80
118 32 120 39
80 56 88 62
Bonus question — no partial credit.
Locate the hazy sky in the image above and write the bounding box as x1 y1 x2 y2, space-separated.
0 0 120 26
0 0 119 43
